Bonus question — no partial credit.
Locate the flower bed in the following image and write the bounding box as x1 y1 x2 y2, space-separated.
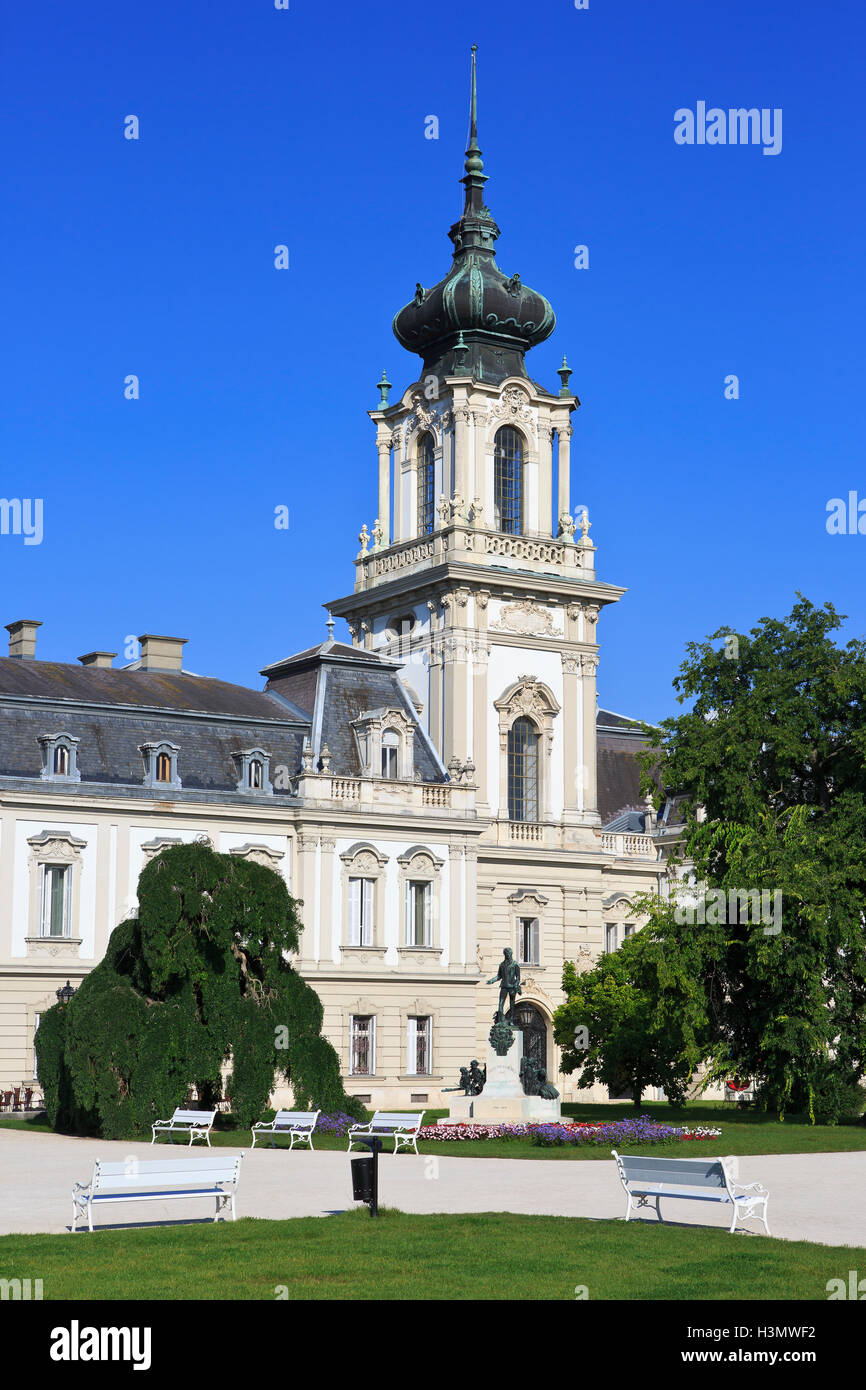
418 1116 723 1147
314 1111 358 1136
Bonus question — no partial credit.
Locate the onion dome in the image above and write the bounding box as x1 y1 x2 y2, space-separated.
392 47 555 387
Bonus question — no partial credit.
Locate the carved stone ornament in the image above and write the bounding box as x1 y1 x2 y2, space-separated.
491 599 559 638
488 385 536 433
228 842 285 868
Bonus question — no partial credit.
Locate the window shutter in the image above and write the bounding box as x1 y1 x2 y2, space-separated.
531 918 540 964
424 882 432 945
407 1016 417 1075
348 877 360 946
405 881 412 945
370 1015 376 1074
362 878 373 946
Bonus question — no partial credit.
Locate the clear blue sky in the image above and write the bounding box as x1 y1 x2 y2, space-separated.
2 0 864 723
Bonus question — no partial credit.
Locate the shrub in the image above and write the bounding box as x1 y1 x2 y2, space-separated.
36 843 363 1138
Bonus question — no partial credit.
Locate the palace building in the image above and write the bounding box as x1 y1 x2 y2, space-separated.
0 54 670 1107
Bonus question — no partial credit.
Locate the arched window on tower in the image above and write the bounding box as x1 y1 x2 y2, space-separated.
507 716 539 822
416 432 435 536
494 426 524 534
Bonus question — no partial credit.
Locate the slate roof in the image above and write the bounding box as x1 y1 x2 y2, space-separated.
264 641 447 782
0 641 446 796
596 706 656 828
0 657 308 721
0 657 309 799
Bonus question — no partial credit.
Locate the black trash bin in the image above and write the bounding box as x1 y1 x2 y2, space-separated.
351 1156 374 1203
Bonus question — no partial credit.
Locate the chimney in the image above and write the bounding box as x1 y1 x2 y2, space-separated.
78 651 116 669
138 634 187 673
5 619 42 660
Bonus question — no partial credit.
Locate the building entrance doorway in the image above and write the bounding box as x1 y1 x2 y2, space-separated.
510 1002 547 1072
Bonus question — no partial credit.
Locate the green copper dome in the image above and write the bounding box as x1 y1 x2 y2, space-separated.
392 47 556 387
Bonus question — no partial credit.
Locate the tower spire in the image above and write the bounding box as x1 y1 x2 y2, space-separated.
460 44 487 217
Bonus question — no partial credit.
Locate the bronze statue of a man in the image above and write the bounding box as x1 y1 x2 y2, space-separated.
487 947 522 1022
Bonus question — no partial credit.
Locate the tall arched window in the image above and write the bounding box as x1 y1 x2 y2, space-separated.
155 752 172 783
53 745 70 776
507 716 539 822
494 426 524 534
416 432 435 536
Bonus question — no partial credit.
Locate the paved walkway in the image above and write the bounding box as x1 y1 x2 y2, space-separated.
1 1128 864 1247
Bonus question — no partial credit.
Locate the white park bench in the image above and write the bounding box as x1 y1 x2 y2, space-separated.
347 1111 425 1156
250 1109 321 1150
611 1150 771 1235
151 1107 217 1146
71 1154 243 1233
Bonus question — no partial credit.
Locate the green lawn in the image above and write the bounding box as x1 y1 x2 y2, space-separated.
0 1210 861 1300
3 1100 865 1160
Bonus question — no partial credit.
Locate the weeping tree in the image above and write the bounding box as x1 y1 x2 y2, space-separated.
36 842 363 1139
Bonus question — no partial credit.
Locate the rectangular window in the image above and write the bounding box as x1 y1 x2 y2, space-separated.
624 923 636 939
406 881 431 946
604 922 620 953
41 864 71 937
350 1016 375 1076
347 877 374 946
518 916 540 965
407 1016 431 1076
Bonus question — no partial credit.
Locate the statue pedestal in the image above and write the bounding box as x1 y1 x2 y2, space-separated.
445 1028 561 1125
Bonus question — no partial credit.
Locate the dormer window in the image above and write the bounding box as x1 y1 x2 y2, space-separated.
38 733 81 784
233 747 274 797
140 741 181 791
352 709 415 781
381 730 399 779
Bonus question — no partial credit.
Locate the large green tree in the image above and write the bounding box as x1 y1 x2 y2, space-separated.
36 842 363 1138
636 597 866 1121
553 926 709 1107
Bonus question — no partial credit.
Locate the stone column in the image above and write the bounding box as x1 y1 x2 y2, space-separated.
579 651 600 823
472 592 490 812
295 831 320 964
538 412 553 537
561 652 581 822
376 426 391 546
557 424 572 526
426 601 442 754
392 427 404 543
453 398 470 511
319 835 336 965
448 843 463 966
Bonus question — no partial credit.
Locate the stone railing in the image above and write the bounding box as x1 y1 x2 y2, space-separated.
295 771 474 815
600 832 657 859
509 821 544 842
353 521 596 590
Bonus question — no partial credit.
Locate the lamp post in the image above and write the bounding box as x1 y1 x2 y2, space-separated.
55 980 76 1004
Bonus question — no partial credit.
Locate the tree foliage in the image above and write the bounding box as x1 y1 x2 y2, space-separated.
555 597 866 1123
36 842 363 1138
553 917 709 1107
636 597 866 1121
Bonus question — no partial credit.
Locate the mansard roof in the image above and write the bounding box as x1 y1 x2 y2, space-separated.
264 642 447 783
0 656 307 721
